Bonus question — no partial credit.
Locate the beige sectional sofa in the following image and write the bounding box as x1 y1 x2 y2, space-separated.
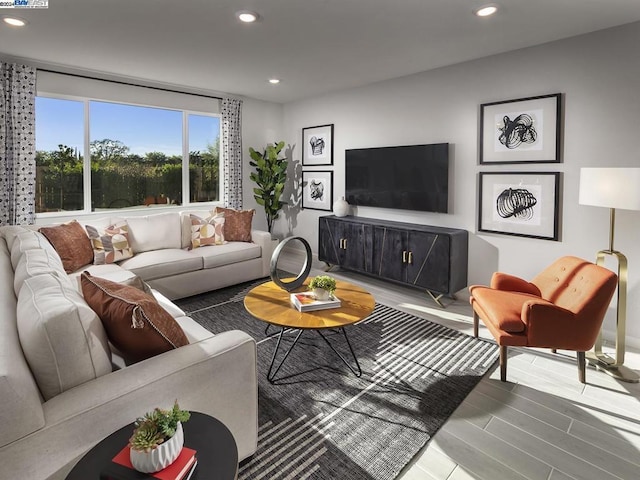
0 210 273 479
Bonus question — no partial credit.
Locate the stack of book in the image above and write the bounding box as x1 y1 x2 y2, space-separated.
100 446 197 480
290 291 341 312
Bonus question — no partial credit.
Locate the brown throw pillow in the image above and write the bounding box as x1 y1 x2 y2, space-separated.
39 221 94 273
213 207 254 242
80 272 189 363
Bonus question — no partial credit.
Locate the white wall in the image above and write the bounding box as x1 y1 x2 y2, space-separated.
241 98 285 231
275 22 640 345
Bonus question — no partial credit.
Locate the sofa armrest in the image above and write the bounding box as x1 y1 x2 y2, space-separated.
521 300 583 348
0 330 257 480
491 272 541 296
252 229 274 276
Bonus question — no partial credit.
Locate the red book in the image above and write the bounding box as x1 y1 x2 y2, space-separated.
101 445 197 480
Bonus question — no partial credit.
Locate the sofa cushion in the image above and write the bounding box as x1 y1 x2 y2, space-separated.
213 207 255 242
192 241 262 269
85 222 134 264
126 212 182 253
190 213 225 249
1 225 32 251
175 316 215 343
118 249 203 281
39 221 94 273
0 237 45 448
13 248 71 296
10 229 60 270
80 273 189 363
17 273 113 401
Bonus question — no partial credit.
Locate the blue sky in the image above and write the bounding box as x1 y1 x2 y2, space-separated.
35 97 220 157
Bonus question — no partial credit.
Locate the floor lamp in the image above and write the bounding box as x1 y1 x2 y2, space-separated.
579 167 640 383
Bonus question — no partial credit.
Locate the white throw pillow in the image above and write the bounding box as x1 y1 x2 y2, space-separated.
16 274 112 400
126 212 182 253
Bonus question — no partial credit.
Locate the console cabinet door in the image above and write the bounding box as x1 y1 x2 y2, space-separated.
406 232 450 294
341 222 368 271
318 218 341 265
371 226 406 282
318 218 368 272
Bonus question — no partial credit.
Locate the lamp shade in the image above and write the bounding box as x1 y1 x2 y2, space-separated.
579 168 640 211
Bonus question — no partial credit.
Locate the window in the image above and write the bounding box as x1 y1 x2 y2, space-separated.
35 96 221 214
35 97 85 212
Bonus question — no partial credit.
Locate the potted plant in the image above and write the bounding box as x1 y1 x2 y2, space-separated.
249 141 288 234
309 275 337 301
129 401 191 473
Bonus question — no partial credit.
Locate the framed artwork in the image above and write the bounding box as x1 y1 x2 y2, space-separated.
480 93 561 164
302 170 333 211
302 124 334 166
478 172 560 241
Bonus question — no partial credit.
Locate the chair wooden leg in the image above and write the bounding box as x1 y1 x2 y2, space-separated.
473 311 479 338
577 351 586 384
500 345 508 382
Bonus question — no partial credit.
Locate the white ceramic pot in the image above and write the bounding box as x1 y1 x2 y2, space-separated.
313 288 331 301
333 197 350 217
130 422 184 473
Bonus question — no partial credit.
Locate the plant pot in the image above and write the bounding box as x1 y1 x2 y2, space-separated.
130 422 184 473
313 288 331 301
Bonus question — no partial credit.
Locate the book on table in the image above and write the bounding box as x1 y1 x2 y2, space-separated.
100 445 197 480
290 291 341 312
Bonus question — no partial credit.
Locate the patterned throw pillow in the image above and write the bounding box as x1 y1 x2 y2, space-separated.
80 272 189 364
85 222 134 264
39 220 95 273
190 213 225 249
213 207 254 242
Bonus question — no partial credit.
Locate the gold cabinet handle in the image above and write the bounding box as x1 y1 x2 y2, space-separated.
402 251 407 263
408 251 413 264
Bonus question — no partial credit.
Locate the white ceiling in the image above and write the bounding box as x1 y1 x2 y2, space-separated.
1 0 640 104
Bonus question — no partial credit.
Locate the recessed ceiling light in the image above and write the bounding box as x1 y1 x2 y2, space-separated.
268 78 281 85
236 10 259 23
2 16 28 27
475 4 498 17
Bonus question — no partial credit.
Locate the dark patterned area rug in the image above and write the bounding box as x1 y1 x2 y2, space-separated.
176 277 498 480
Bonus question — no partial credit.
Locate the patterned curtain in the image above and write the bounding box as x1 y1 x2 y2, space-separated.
0 62 37 226
221 97 243 209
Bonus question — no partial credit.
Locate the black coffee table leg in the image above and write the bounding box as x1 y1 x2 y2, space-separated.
316 328 362 377
267 327 304 383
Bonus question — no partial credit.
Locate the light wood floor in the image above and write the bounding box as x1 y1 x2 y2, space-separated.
278 251 640 480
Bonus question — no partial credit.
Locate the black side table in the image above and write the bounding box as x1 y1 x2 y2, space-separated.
65 411 238 480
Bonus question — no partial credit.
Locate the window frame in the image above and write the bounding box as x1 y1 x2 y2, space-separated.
35 92 223 218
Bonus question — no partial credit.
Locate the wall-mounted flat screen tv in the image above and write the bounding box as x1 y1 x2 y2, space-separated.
345 143 449 213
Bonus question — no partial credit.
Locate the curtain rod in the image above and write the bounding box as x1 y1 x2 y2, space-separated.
38 68 224 101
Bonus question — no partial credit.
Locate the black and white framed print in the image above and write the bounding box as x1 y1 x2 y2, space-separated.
480 93 561 164
302 124 334 166
302 170 333 211
478 172 560 241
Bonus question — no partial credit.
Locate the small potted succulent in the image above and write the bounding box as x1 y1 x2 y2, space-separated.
129 401 191 473
309 275 337 301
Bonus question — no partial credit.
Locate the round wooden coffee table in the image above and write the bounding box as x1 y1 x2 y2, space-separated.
244 279 375 382
65 412 238 480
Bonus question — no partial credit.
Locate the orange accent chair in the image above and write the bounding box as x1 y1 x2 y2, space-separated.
469 256 618 383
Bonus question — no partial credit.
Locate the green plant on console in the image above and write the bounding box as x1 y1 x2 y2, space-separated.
249 141 288 234
129 401 191 452
309 275 337 295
